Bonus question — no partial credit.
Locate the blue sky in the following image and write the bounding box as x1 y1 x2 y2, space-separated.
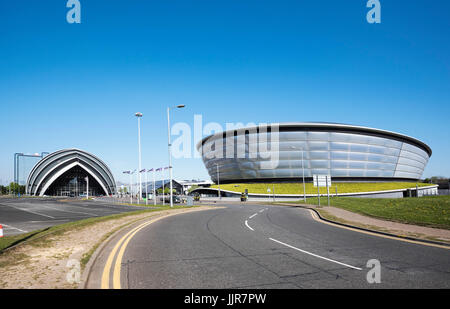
0 0 449 184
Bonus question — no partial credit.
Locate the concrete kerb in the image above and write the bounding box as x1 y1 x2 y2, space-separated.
272 202 450 248
79 211 165 289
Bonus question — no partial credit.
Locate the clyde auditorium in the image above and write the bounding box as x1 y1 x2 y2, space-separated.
26 149 116 197
197 123 431 184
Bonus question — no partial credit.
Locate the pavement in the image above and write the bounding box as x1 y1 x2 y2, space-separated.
90 202 450 289
320 206 450 242
0 197 149 236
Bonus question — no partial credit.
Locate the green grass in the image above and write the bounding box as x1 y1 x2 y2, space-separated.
290 195 450 230
0 205 191 252
211 182 432 195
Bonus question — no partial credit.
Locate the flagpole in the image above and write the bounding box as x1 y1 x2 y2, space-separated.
153 169 156 206
145 170 148 206
129 173 132 204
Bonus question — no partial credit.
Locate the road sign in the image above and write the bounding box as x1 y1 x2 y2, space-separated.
313 175 331 187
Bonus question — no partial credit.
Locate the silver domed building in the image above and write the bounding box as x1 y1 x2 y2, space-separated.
26 149 116 196
197 123 431 183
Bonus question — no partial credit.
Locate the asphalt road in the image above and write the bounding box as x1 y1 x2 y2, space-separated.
108 203 450 289
0 197 148 236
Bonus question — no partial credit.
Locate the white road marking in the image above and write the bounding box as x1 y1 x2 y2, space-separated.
1 224 28 233
39 204 99 217
245 220 254 231
30 219 70 223
259 209 266 213
269 238 362 271
249 213 258 219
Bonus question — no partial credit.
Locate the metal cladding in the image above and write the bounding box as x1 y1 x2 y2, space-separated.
26 149 116 196
197 123 432 183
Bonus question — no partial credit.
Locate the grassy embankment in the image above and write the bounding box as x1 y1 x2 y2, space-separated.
211 182 431 195
291 195 450 230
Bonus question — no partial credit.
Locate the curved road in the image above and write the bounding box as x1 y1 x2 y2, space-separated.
97 203 450 289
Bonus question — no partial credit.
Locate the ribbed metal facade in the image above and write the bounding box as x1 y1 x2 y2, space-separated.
197 123 431 183
26 149 116 196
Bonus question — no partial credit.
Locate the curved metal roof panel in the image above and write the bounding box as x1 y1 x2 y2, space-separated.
26 149 116 196
196 122 432 156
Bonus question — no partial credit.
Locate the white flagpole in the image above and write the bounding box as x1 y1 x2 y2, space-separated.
145 170 148 206
153 169 156 206
129 173 133 204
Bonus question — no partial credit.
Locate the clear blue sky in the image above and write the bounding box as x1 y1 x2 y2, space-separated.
1 0 449 184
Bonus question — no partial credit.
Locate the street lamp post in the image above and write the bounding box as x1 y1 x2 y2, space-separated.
167 104 185 208
301 149 306 202
85 176 89 200
135 112 143 202
291 146 306 202
135 170 139 204
216 163 221 200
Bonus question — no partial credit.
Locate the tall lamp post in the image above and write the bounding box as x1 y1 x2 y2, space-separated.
290 146 306 202
135 112 143 202
85 176 89 200
167 104 185 208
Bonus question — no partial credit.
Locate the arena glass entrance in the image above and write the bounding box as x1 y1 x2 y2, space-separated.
43 165 105 197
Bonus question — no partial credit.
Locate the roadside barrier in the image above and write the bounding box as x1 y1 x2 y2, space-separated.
0 224 3 237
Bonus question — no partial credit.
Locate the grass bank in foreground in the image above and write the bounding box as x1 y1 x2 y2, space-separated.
211 182 431 195
0 205 191 252
290 195 450 230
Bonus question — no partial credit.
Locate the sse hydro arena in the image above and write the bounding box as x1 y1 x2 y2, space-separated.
197 123 432 184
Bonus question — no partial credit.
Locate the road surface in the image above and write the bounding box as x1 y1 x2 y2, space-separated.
95 203 450 289
0 197 148 236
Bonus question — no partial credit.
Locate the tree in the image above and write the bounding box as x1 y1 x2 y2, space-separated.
6 182 25 195
157 187 176 194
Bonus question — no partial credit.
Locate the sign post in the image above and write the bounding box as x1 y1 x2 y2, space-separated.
316 175 320 206
273 184 275 202
313 175 332 207
326 175 330 206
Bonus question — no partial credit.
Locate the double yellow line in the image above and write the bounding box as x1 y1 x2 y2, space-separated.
308 209 450 250
101 215 170 289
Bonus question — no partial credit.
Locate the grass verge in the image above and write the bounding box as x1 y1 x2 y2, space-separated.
211 182 432 195
289 195 450 230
